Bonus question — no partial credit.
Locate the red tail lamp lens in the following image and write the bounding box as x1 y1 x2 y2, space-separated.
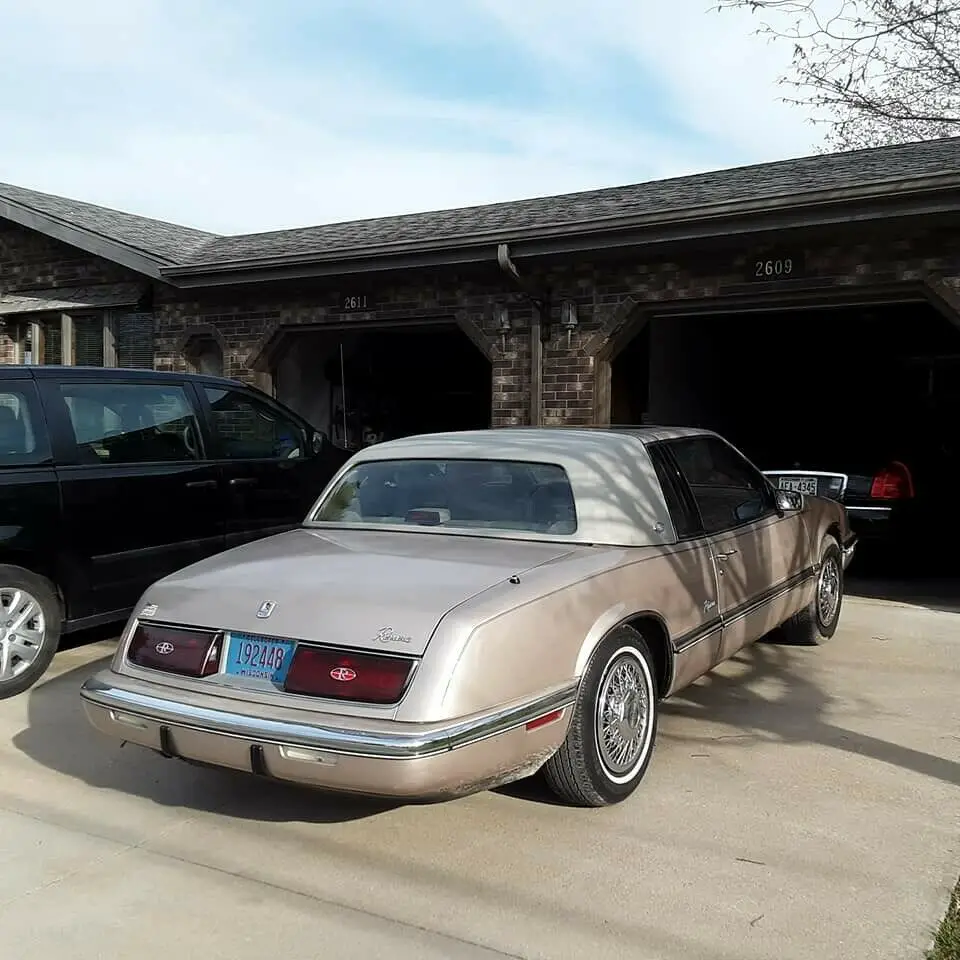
283 647 414 703
127 624 222 677
870 461 914 500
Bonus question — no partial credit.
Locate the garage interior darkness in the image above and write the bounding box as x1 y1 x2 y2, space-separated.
274 323 492 449
611 301 960 568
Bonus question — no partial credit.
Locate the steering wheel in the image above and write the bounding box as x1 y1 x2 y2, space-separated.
183 426 199 459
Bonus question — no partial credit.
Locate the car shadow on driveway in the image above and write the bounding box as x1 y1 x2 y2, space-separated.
12 656 400 825
660 640 960 789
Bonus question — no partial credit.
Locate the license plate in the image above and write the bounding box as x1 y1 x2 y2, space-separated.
778 476 818 496
225 633 296 685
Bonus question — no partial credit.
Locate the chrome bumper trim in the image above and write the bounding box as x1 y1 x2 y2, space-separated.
842 537 858 569
80 673 579 761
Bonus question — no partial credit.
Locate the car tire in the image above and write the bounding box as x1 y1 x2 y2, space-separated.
778 536 844 646
543 624 659 808
0 565 62 700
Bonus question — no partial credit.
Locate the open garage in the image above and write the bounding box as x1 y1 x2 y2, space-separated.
609 293 960 571
272 321 492 450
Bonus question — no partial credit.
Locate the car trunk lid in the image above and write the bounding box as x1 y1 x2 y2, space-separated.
138 527 579 657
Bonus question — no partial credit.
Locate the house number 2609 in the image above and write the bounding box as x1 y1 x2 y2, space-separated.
754 258 793 278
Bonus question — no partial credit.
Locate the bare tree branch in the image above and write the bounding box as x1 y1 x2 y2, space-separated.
715 0 960 149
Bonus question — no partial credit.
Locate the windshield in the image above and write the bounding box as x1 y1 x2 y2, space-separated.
310 458 578 535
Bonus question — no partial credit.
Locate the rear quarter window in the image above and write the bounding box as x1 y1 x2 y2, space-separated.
0 384 50 467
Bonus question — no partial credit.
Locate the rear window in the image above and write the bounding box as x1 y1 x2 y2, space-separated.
311 458 578 535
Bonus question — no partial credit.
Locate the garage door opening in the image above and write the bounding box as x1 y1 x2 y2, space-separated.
610 300 960 573
274 324 492 450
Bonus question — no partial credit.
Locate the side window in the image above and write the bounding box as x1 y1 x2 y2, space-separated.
667 436 775 534
204 387 307 461
647 442 703 540
59 382 203 465
0 383 51 466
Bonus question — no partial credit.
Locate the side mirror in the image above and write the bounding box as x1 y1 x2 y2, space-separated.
310 431 325 455
775 489 803 513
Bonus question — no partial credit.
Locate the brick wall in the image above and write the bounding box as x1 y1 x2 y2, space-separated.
5 215 960 428
0 220 139 292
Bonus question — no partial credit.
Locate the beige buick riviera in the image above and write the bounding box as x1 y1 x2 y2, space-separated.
80 427 856 807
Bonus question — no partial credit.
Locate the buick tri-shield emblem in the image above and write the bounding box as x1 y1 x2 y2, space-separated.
256 601 277 619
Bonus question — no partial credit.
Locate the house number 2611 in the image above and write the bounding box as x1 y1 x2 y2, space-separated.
342 296 369 310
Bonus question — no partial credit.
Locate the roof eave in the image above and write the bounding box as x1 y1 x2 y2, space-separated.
0 197 171 281
159 174 960 288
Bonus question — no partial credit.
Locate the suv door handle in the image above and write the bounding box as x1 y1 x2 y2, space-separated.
229 477 258 487
714 548 739 560
185 479 217 490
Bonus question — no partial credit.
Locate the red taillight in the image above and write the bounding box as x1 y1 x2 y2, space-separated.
870 460 914 500
127 624 222 677
283 647 414 703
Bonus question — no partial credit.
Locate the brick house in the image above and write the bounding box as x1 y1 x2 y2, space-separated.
3 137 960 451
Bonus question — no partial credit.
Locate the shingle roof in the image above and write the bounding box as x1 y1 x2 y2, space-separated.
2 136 960 275
0 181 216 263
183 136 960 266
0 281 144 316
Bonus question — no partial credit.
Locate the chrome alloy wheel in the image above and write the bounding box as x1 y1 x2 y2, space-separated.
0 587 46 682
595 648 654 783
816 555 841 627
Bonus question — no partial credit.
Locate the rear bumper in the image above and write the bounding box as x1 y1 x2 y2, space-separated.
845 505 895 543
80 671 577 799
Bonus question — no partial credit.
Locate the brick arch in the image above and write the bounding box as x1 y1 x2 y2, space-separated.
177 323 227 378
244 311 495 373
174 323 228 356
581 295 651 425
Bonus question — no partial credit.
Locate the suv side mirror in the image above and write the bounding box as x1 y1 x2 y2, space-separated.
775 489 803 513
310 431 326 455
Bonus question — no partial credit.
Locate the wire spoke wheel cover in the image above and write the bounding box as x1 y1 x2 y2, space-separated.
817 555 841 627
594 646 654 784
0 587 47 682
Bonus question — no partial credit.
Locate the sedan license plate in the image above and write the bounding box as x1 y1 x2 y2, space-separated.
225 633 296 684
778 476 818 496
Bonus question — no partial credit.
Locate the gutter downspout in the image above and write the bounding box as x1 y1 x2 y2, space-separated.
497 243 543 427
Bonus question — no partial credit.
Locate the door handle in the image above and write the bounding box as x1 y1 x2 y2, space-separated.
229 477 258 487
185 479 217 490
714 548 739 561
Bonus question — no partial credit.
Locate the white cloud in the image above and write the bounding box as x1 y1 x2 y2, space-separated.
0 0 820 234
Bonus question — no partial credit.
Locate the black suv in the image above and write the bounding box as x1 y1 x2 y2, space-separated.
0 365 350 698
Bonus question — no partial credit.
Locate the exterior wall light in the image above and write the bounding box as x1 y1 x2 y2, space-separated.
493 303 512 351
559 300 578 345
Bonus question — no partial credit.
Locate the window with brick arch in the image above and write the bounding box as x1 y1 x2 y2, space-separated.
185 336 223 378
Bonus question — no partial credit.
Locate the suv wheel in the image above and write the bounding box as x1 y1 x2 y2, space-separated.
0 566 62 699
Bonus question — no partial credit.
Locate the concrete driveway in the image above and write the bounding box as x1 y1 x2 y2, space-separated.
0 586 957 960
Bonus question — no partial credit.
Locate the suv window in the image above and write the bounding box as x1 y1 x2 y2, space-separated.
60 382 202 464
647 442 703 540
0 384 50 466
666 436 775 535
204 387 307 460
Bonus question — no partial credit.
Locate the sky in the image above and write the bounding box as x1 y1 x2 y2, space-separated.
0 0 820 235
